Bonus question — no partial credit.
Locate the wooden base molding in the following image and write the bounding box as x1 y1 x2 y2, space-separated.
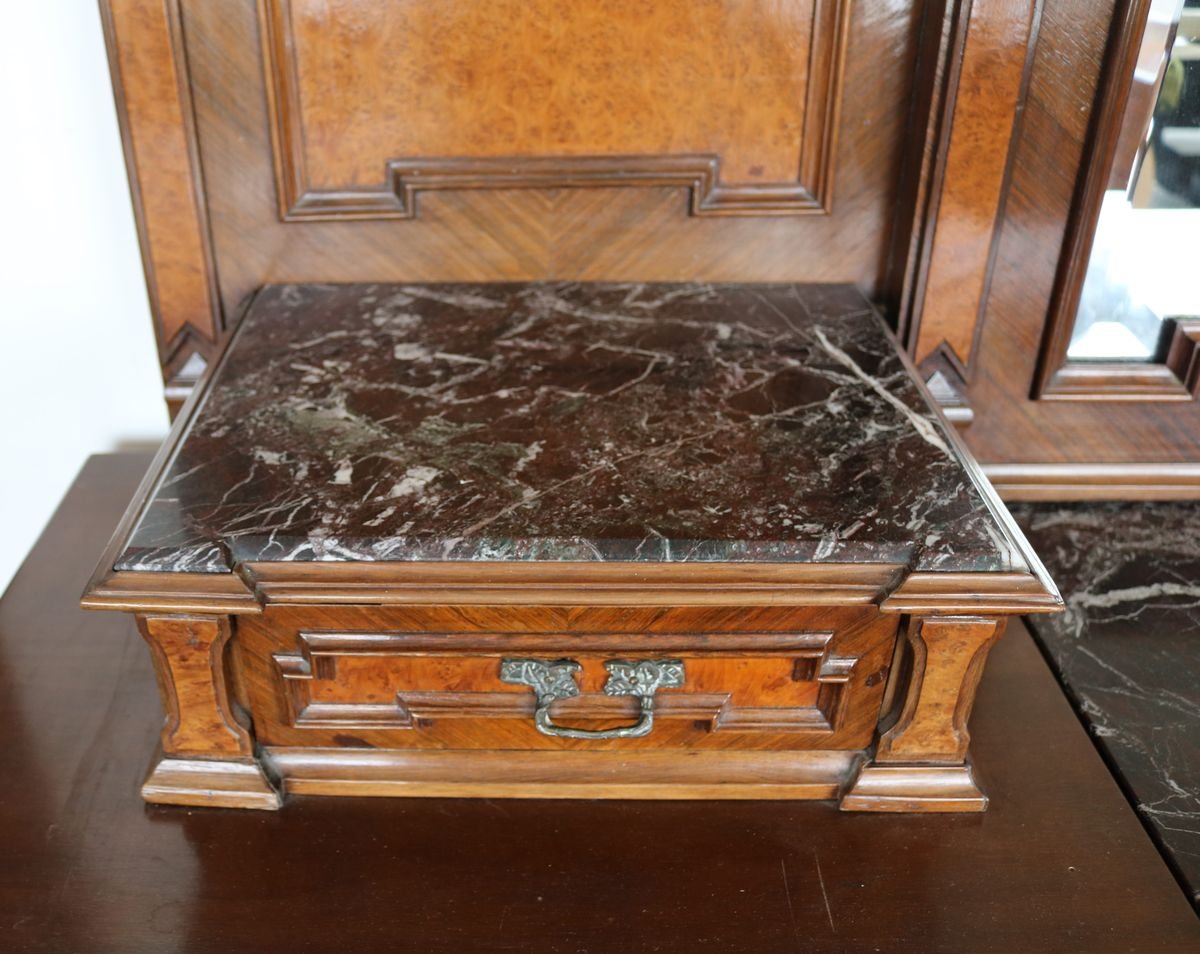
984 463 1200 501
142 755 282 810
264 748 858 801
839 761 987 813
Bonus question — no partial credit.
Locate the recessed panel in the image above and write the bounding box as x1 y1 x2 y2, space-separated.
262 0 848 216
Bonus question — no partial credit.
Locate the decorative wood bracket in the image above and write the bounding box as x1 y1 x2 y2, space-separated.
137 614 252 758
875 615 1005 763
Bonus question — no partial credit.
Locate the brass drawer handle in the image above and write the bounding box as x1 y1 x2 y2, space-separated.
499 658 685 740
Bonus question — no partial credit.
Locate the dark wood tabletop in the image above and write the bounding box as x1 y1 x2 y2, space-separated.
2 453 1197 953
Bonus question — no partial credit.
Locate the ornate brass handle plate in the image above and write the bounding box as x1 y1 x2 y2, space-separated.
499 658 685 740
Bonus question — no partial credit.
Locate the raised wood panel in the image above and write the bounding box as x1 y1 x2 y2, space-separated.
270 632 854 735
261 0 849 218
910 0 1041 370
176 0 921 317
234 604 898 753
101 0 223 377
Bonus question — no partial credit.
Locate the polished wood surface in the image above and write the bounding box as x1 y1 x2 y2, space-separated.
102 0 924 385
137 615 250 757
910 0 1039 371
100 0 222 380
263 0 848 217
1033 0 1154 400
951 0 1200 487
5 454 1198 950
78 283 1060 811
236 605 895 753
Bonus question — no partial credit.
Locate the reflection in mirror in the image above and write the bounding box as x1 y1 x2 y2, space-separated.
1068 0 1200 362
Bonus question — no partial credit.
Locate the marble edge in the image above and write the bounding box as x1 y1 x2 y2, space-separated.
102 281 1038 582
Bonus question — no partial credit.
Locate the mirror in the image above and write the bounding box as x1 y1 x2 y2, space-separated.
1067 0 1200 362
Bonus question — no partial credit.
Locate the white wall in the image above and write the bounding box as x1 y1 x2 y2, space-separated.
0 3 169 593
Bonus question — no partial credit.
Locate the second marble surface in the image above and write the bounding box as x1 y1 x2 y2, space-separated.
1016 502 1200 906
117 283 1027 574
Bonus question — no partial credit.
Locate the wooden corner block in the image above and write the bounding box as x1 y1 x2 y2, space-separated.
838 761 987 813
142 755 282 811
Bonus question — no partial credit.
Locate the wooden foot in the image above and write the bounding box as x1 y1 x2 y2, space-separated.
142 755 282 810
839 760 987 813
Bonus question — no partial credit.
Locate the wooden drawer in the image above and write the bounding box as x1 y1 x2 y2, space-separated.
235 605 899 753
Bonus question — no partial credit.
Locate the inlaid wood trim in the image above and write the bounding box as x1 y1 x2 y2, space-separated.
136 615 252 758
100 0 223 378
1164 319 1200 396
241 560 900 607
258 0 851 220
1038 313 1200 402
881 572 1062 614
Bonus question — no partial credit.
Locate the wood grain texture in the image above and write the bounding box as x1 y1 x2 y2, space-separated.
100 0 222 378
1165 319 1200 398
949 0 1200 483
235 604 896 755
875 615 1004 763
136 615 251 758
177 0 921 318
985 461 1200 499
262 0 850 217
912 0 1041 369
8 454 1200 950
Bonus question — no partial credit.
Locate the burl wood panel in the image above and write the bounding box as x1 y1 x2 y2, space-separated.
234 604 897 753
136 615 251 757
100 0 221 373
875 615 1004 762
912 0 1039 369
177 0 920 314
263 0 847 217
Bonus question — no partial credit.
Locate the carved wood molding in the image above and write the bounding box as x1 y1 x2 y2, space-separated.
272 630 859 734
1037 317 1200 401
258 0 850 220
983 461 1200 500
1164 318 1200 396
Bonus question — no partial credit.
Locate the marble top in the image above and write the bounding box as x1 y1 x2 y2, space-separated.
116 283 1028 574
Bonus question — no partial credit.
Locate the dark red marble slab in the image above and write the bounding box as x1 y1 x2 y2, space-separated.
116 283 1028 574
1015 502 1200 907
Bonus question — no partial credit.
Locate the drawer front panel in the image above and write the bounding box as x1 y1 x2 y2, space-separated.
236 605 897 752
